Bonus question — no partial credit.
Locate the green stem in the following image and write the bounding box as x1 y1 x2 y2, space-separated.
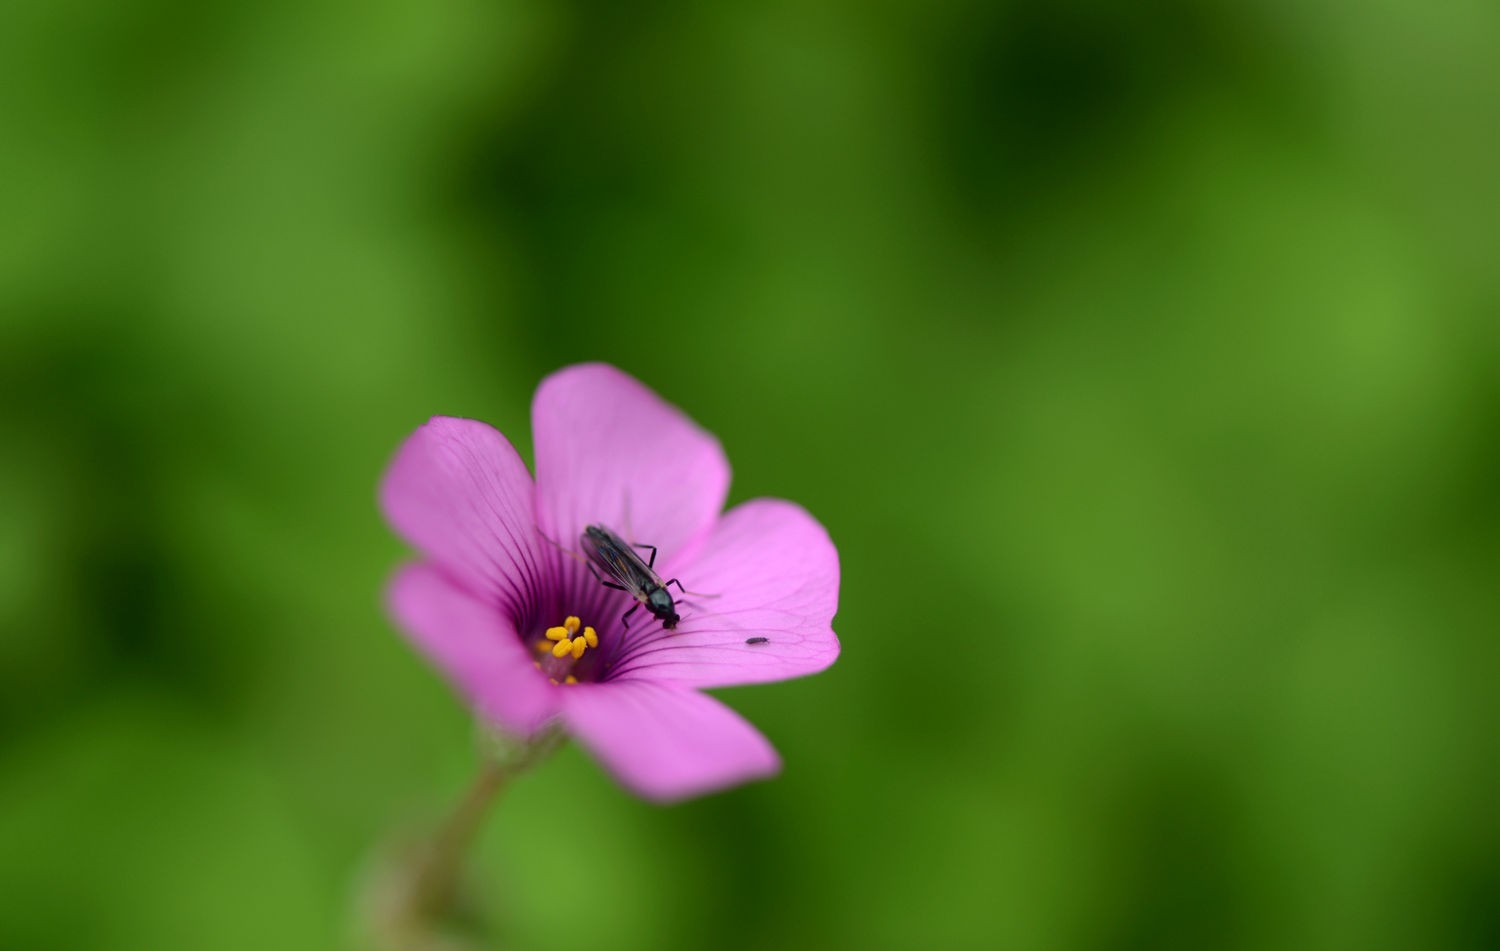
404 755 515 922
370 727 564 949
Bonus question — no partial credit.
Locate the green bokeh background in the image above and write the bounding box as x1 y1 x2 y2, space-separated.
2 1 1496 949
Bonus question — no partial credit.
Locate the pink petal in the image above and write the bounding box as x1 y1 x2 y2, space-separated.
387 563 559 736
380 416 548 621
531 364 730 564
609 499 840 689
561 681 780 801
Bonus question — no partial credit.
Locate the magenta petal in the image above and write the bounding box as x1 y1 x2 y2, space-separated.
561 681 780 801
610 499 840 689
380 416 548 620
387 563 559 736
532 364 730 563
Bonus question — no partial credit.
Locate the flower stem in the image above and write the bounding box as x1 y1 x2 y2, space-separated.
365 727 563 949
404 755 514 922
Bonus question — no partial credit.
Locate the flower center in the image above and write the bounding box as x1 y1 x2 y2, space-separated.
532 615 597 685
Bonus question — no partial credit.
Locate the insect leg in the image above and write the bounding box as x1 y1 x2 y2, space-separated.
665 579 721 599
632 542 658 569
537 527 591 566
621 602 639 630
620 491 637 544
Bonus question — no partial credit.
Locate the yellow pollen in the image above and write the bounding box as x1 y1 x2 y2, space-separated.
565 675 578 685
540 615 595 664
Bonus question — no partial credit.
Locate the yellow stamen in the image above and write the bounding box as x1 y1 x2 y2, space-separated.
565 675 578 685
539 615 596 669
549 678 559 685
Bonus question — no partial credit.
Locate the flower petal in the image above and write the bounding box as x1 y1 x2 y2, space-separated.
609 499 840 688
532 364 730 564
380 416 548 621
561 681 780 801
387 562 559 736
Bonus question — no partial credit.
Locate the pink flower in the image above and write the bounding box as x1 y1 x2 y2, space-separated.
380 364 841 801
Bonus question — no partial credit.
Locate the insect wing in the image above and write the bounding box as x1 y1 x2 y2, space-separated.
582 525 658 595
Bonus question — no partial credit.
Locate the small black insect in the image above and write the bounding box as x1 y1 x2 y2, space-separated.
581 523 688 630
745 637 769 645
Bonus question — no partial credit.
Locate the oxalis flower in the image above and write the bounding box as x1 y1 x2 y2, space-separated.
380 363 841 802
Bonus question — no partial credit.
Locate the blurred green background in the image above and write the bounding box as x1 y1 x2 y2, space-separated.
2 0 1496 949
